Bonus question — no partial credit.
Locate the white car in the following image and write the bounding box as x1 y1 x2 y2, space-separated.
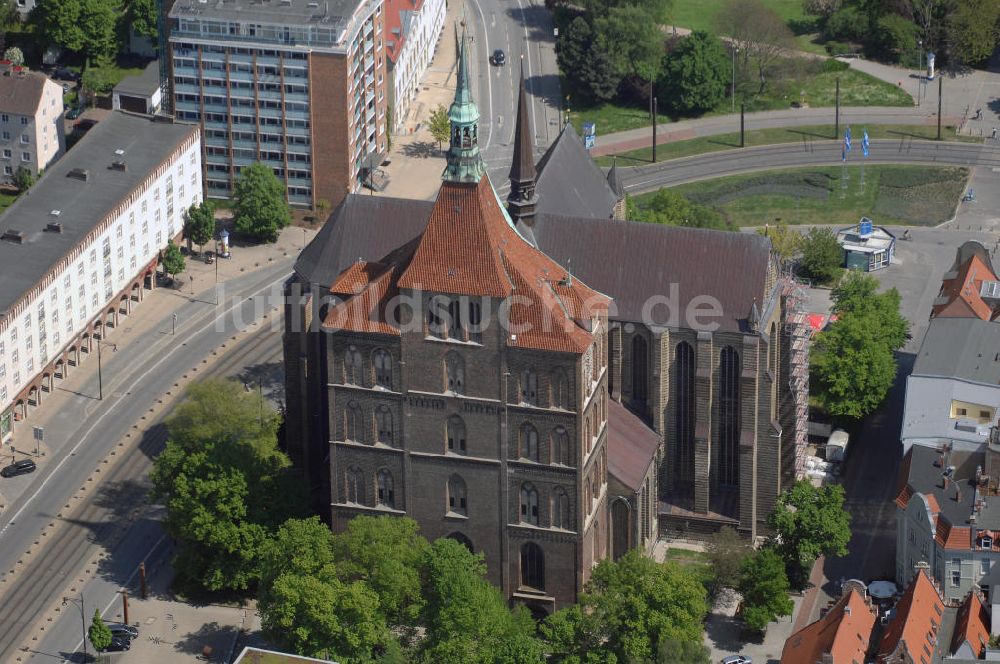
721 656 752 664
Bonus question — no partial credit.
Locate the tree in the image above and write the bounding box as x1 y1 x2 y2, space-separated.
88 608 112 652
161 239 185 282
183 201 216 252
331 516 429 626
627 189 729 230
738 547 794 632
3 46 22 66
542 604 616 664
31 0 122 61
420 537 543 664
705 526 752 591
758 222 804 266
0 1 18 53
659 31 729 115
824 5 869 41
428 104 451 151
873 14 920 62
810 311 898 418
232 162 291 243
595 6 665 91
13 166 33 192
123 0 157 39
948 0 1000 67
656 638 711 664
769 481 852 586
558 16 622 104
800 227 843 283
831 271 909 350
803 0 842 19
81 56 119 98
716 0 794 93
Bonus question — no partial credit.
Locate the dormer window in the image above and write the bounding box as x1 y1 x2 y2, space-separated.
982 535 993 550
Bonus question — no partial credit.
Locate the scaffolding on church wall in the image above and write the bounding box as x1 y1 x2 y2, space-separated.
781 277 811 479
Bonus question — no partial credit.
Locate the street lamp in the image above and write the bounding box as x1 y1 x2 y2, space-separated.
917 39 923 105
62 594 88 660
96 335 103 401
732 46 739 113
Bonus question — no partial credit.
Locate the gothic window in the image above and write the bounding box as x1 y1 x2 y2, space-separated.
593 519 601 562
583 346 594 395
376 468 395 508
462 126 471 147
520 482 539 525
447 299 463 339
585 416 592 455
521 369 538 405
551 371 568 409
345 401 363 442
552 488 570 528
467 300 482 342
719 346 741 488
346 466 365 504
376 405 393 444
373 349 392 389
448 474 468 515
674 341 696 491
520 423 539 462
448 532 474 552
427 299 445 338
520 542 545 591
344 346 362 384
447 415 467 454
632 335 648 401
445 352 465 393
551 426 569 465
584 480 592 515
769 322 778 419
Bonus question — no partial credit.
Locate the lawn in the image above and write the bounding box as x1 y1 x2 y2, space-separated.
663 548 715 591
595 124 976 166
670 0 826 54
567 102 673 137
632 165 969 227
0 191 18 214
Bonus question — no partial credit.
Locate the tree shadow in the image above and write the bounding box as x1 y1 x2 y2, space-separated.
787 128 835 140
706 136 742 148
172 620 241 658
502 5 556 44
525 73 563 114
787 17 820 36
401 141 440 159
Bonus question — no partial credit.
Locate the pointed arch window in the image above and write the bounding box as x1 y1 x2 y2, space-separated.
448 474 468 515
552 488 570 529
584 480 592 515
719 346 741 488
674 341 696 491
346 466 365 504
344 346 362 385
376 405 393 444
520 422 539 462
345 401 363 442
445 352 465 394
520 482 539 525
467 300 482 342
521 369 538 405
551 371 569 409
447 299 463 339
632 335 648 401
376 468 395 508
585 416 592 454
447 415 467 454
373 349 392 389
427 299 445 338
551 426 569 465
520 542 545 591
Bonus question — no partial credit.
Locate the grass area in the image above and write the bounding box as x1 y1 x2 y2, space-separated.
100 64 146 88
567 102 673 136
670 0 826 54
595 124 976 166
0 191 18 214
663 548 715 591
632 165 970 227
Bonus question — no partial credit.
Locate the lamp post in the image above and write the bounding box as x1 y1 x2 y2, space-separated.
96 335 103 401
731 46 739 113
917 39 923 106
62 594 88 660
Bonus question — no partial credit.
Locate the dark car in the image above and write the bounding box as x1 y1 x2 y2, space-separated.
1 459 36 478
108 623 139 639
53 67 76 81
66 106 84 120
74 119 97 131
103 635 131 652
490 49 506 66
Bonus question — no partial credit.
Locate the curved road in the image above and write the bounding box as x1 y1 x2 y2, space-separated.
620 138 1000 193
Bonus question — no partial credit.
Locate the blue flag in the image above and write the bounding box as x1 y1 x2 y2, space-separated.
862 129 870 157
845 127 852 152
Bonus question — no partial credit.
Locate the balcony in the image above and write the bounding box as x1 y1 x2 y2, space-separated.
173 83 201 96
283 108 310 121
287 176 313 188
255 88 283 101
284 124 310 137
284 91 309 104
365 90 374 105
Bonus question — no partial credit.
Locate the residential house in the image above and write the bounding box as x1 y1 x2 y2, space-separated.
0 65 65 185
384 0 445 133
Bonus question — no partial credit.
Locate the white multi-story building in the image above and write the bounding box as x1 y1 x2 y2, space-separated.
384 0 445 133
0 112 202 442
0 65 66 185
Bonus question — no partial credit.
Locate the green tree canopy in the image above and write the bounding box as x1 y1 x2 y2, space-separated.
769 481 851 585
420 537 543 664
81 56 119 97
3 46 22 66
738 547 794 631
873 13 920 62
428 104 451 150
31 0 122 61
558 16 622 103
655 638 711 664
161 239 185 279
123 0 157 39
331 516 430 625
627 189 729 229
831 271 909 350
948 0 1000 66
659 31 729 115
184 201 216 251
705 526 752 591
233 162 291 243
89 608 112 652
800 227 843 283
596 6 665 85
13 167 33 192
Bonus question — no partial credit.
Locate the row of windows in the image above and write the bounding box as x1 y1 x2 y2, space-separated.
518 483 571 529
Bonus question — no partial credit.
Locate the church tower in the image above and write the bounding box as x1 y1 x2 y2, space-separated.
507 64 538 226
442 34 487 184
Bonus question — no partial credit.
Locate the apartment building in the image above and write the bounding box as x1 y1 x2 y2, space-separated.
168 0 388 209
384 0 445 133
0 112 202 443
0 66 65 185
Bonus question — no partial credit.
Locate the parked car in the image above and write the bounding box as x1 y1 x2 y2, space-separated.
74 118 97 131
490 49 506 66
721 656 752 664
103 635 131 652
0 459 36 478
66 106 84 120
107 623 139 639
52 67 76 81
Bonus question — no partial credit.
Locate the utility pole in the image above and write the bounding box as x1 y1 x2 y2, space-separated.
732 46 738 113
835 78 840 139
740 103 745 147
62 594 88 660
97 336 103 401
172 312 177 335
118 589 129 626
937 76 943 140
652 96 658 163
139 562 148 599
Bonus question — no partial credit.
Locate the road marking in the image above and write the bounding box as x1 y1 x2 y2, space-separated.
470 0 493 150
514 0 537 138
0 273 290 540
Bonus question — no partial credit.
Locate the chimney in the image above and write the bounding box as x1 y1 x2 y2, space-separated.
844 605 852 616
111 161 127 172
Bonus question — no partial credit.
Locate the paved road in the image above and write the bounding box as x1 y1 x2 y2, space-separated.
619 138 1000 193
0 262 291 663
465 0 562 194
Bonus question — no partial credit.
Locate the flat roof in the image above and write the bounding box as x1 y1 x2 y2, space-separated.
114 61 161 97
837 223 894 254
170 0 365 28
0 112 198 320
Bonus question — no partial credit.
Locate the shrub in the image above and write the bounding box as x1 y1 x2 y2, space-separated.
820 58 849 73
824 41 851 56
872 14 920 62
825 6 867 42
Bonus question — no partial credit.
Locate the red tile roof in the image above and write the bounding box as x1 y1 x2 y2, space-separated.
607 401 659 492
877 568 944 662
951 591 990 658
781 588 876 664
383 0 423 64
935 519 972 550
324 177 608 353
931 253 998 320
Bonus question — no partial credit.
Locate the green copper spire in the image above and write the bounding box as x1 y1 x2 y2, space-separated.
443 33 487 183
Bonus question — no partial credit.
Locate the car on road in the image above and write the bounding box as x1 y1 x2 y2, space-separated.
66 106 84 120
490 49 506 66
108 623 139 639
103 635 132 652
720 656 752 664
1 459 36 478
